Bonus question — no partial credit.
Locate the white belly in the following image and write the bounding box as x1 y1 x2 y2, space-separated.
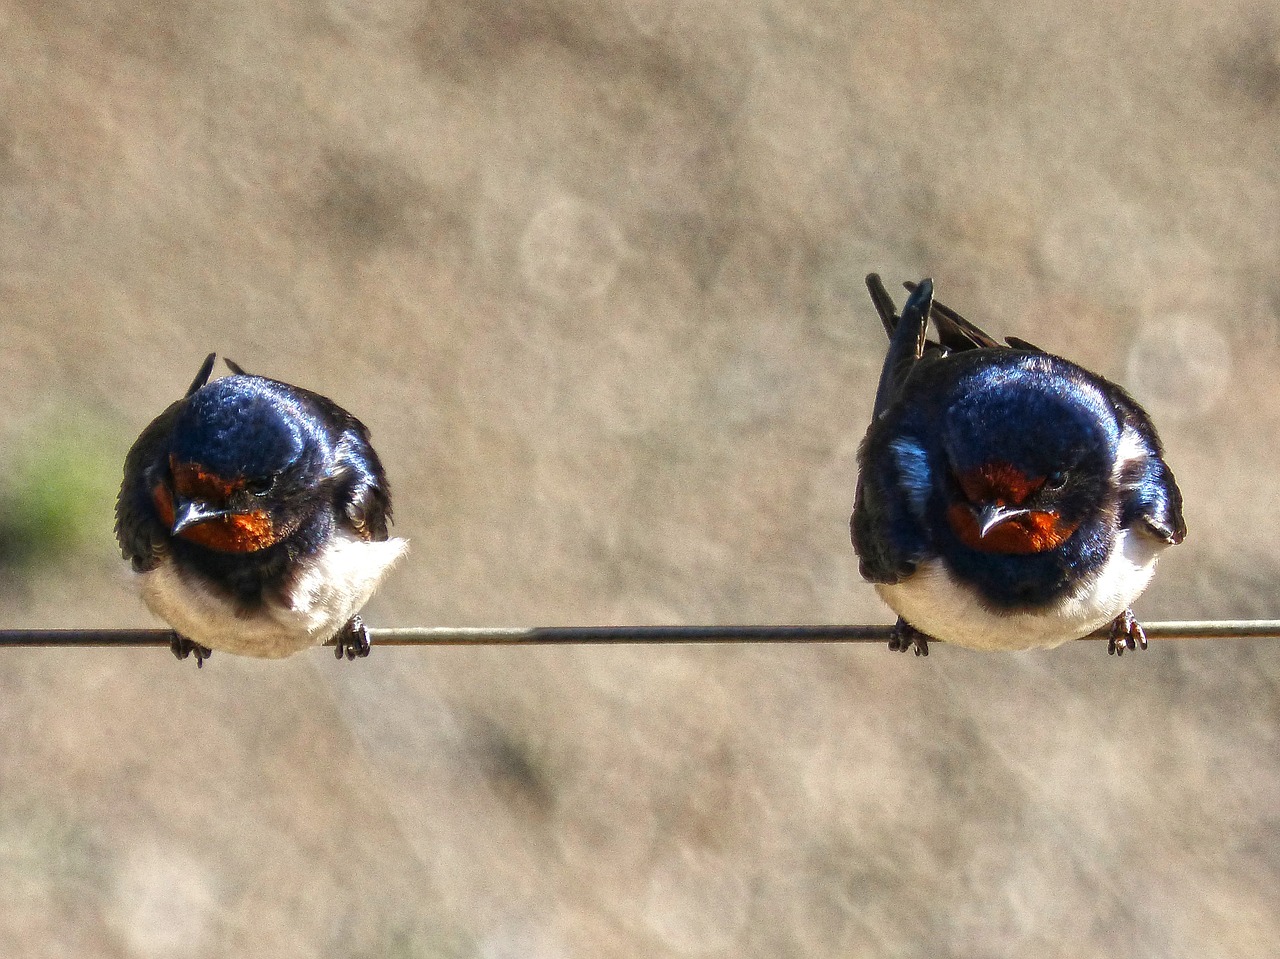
876 529 1168 651
139 532 408 658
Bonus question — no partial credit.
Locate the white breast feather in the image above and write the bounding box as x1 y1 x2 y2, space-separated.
139 532 408 658
877 528 1169 651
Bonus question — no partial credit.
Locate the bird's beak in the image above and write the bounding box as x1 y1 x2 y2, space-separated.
170 499 229 535
976 503 1031 539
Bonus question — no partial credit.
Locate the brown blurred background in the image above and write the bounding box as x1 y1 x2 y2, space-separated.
1 0 1278 955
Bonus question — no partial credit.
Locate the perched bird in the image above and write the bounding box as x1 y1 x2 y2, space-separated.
116 354 407 665
852 276 1185 656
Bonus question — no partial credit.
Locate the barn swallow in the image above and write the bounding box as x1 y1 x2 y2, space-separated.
851 276 1185 656
116 354 407 665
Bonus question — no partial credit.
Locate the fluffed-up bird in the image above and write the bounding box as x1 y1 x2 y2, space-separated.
116 355 407 665
852 276 1185 656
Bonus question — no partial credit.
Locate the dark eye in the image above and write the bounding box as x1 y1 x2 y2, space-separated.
1044 471 1068 492
244 476 273 496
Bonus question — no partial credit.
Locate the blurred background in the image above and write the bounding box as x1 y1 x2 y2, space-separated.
1 0 1278 955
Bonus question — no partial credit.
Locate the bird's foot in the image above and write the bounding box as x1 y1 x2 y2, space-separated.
888 618 931 657
1107 608 1148 656
334 615 372 661
170 633 212 668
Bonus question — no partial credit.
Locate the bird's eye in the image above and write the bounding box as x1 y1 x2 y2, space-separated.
1044 471 1068 492
244 476 273 496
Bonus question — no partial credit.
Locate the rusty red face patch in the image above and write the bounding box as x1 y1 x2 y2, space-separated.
176 509 277 553
152 481 279 553
956 461 1044 507
946 502 1078 555
152 483 176 528
170 455 244 501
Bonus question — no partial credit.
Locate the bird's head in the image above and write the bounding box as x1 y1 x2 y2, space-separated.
939 360 1118 556
152 378 324 553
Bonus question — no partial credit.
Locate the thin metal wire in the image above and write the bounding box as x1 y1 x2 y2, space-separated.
0 622 1277 648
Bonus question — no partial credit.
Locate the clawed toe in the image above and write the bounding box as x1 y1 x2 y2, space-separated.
334 615 372 661
170 633 212 668
888 618 931 656
1107 608 1148 657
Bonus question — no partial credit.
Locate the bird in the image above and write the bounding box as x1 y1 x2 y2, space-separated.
851 275 1185 656
115 354 407 666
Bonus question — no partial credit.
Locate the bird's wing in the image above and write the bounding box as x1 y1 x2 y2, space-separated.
865 272 902 340
293 388 394 542
1004 336 1046 353
887 280 1044 354
851 436 931 584
332 424 394 542
869 276 932 420
1109 389 1187 545
115 401 181 572
900 279 1002 351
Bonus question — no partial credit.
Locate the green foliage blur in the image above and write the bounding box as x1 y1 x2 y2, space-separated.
0 418 119 573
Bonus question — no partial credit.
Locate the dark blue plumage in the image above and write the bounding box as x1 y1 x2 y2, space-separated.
116 355 406 665
852 276 1185 655
170 379 309 481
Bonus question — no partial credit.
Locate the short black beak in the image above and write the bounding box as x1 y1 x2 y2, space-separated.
171 499 228 535
976 503 1031 539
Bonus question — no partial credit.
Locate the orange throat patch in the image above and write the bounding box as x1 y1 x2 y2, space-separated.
152 483 280 553
946 502 1077 555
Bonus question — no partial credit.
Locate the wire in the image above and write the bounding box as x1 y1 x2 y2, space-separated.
0 622 1277 648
